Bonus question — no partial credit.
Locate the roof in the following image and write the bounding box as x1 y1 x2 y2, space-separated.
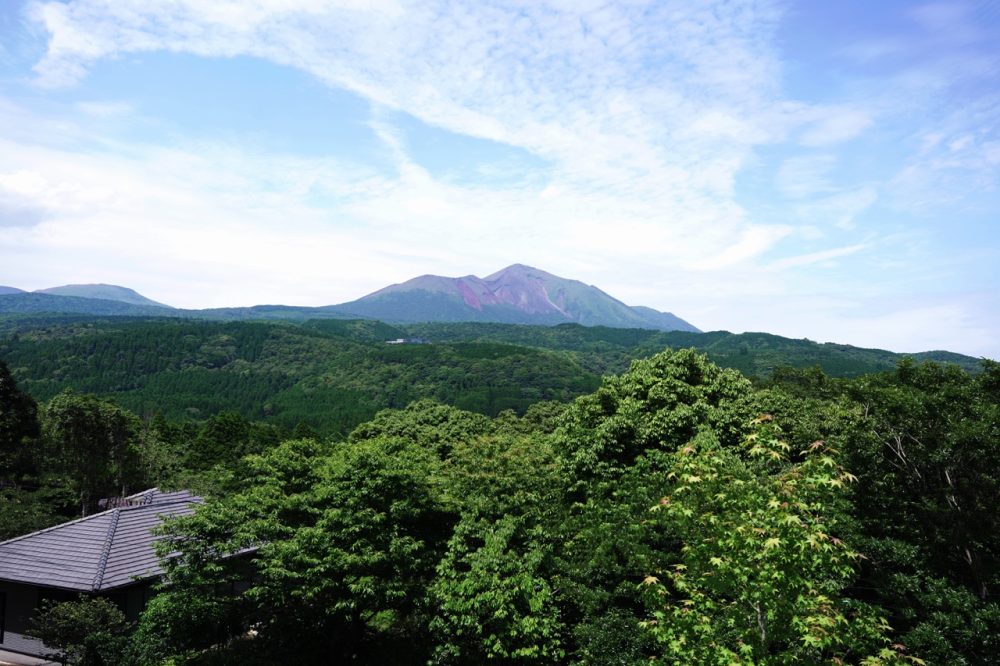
0 488 200 592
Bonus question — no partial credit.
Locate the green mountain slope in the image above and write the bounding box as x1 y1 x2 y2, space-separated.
397 322 986 376
0 293 177 317
0 319 599 435
0 316 985 438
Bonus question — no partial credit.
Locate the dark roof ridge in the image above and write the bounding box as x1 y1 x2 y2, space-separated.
115 497 193 512
0 490 196 549
0 507 117 549
91 508 121 591
0 489 202 593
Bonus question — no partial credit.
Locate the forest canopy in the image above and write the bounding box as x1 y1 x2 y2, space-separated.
1 340 996 665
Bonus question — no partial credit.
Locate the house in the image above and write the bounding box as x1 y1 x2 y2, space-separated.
0 489 199 660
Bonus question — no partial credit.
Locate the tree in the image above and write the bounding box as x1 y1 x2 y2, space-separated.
144 436 454 663
431 433 566 664
27 596 130 666
549 349 755 662
0 359 40 477
840 360 1000 663
431 515 563 665
641 416 916 665
42 392 143 515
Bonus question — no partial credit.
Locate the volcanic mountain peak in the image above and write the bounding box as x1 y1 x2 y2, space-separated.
333 264 699 332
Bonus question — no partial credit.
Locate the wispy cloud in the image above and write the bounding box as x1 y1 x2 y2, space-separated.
799 107 873 147
767 243 867 271
19 0 809 280
75 100 132 117
0 0 996 357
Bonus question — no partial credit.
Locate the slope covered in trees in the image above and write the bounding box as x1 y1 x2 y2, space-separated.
399 321 982 376
1 345 996 664
0 316 981 440
0 319 599 436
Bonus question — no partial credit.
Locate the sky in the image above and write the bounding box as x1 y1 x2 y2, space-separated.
0 0 998 358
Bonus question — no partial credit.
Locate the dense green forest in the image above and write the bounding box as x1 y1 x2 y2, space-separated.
1 327 997 664
400 321 982 377
0 318 600 436
0 315 982 439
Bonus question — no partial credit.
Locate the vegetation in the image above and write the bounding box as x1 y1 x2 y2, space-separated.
0 318 996 664
0 317 981 442
27 596 130 666
0 319 600 436
401 322 982 377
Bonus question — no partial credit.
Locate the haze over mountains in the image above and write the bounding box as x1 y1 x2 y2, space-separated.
0 265 699 332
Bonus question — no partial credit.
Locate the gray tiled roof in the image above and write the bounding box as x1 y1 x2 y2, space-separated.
0 488 199 592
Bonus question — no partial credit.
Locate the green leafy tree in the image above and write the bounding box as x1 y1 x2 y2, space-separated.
641 417 915 665
431 433 566 664
27 596 130 666
143 436 454 663
348 399 492 457
550 349 755 663
431 515 563 665
841 360 1000 664
0 359 40 476
42 392 144 515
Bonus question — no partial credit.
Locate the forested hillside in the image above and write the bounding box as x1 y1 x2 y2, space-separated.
400 321 982 376
1 348 996 665
0 316 981 440
0 318 597 435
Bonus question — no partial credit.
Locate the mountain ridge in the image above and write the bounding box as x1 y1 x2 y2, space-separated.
332 264 699 332
0 265 699 333
35 283 172 308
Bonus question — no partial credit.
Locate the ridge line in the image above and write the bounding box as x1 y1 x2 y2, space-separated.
92 508 121 591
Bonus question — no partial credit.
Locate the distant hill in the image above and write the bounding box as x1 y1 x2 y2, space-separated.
399 322 986 376
331 264 699 332
0 293 175 317
0 286 24 295
0 318 600 435
35 284 171 308
0 266 697 332
0 317 985 436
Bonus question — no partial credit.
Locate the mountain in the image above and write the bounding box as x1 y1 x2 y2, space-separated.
331 264 699 332
0 293 176 317
0 286 24 295
35 284 171 308
0 267 696 332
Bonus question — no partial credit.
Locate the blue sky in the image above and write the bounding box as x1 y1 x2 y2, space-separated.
0 0 997 358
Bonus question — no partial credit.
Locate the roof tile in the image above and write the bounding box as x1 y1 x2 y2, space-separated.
0 488 199 591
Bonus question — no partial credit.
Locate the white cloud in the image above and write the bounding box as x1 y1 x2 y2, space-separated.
767 243 867 271
11 1 836 298
799 108 873 146
687 225 793 271
76 100 133 117
887 99 1000 211
792 187 878 231
25 0 791 207
3 0 996 358
776 155 838 199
